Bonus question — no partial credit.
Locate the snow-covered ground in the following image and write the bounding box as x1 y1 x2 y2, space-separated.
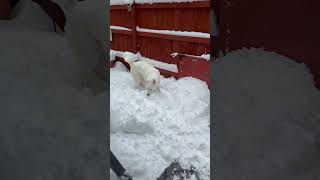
110 62 210 179
0 6 107 179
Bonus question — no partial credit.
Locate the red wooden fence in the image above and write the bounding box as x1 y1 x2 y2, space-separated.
215 0 320 88
110 1 211 65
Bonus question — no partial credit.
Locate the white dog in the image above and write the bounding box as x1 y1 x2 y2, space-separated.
123 52 160 96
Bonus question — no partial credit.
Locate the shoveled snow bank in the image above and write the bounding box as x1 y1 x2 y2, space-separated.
0 20 107 179
110 50 178 73
110 67 210 179
137 26 210 39
111 0 206 5
212 48 320 179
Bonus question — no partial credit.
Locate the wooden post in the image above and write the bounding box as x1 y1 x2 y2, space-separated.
130 4 138 53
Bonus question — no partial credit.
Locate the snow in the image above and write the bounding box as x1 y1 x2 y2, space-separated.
109 25 209 38
137 27 210 39
200 54 210 60
110 67 210 179
171 52 211 61
212 47 320 179
13 0 55 32
110 25 132 31
0 16 107 179
110 50 179 73
111 0 207 5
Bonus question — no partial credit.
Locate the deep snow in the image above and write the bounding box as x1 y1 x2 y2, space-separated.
0 15 107 180
212 48 320 179
110 62 210 179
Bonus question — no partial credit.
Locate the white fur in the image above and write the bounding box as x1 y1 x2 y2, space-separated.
123 54 160 95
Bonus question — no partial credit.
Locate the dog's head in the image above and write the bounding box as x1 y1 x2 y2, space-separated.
146 78 160 95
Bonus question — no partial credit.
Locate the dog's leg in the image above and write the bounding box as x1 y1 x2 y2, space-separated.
131 69 142 89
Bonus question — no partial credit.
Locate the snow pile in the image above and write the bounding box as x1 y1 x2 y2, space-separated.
0 20 107 179
13 0 54 31
200 54 210 60
212 48 320 179
137 26 210 39
110 50 178 73
111 0 207 5
110 67 210 179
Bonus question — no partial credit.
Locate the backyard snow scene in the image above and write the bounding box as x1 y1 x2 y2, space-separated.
110 55 211 180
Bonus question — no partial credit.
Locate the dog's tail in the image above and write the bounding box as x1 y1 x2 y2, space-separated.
123 52 138 65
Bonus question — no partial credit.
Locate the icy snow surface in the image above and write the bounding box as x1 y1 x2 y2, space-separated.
110 63 210 179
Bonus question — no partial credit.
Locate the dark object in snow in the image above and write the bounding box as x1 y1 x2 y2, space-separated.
157 162 201 180
111 151 133 180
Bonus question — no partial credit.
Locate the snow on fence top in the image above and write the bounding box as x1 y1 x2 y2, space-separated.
110 50 179 73
110 0 207 5
110 25 132 31
136 27 210 39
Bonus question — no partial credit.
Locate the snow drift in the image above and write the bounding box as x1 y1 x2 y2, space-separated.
110 63 210 179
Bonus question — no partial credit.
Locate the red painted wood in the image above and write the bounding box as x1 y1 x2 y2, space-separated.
131 4 138 53
178 55 210 88
111 5 130 10
111 1 211 67
172 41 210 56
110 9 131 28
216 0 320 88
0 0 10 19
137 36 173 63
111 29 132 35
135 1 210 9
111 34 133 52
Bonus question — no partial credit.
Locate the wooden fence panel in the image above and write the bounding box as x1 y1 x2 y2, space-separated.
110 9 131 28
110 1 210 64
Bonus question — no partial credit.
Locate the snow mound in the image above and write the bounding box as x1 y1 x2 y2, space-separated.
110 68 210 179
212 47 320 179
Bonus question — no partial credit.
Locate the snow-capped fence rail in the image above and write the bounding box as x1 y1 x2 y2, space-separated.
110 1 210 65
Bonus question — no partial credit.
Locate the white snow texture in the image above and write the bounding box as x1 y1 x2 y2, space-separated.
110 66 211 179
